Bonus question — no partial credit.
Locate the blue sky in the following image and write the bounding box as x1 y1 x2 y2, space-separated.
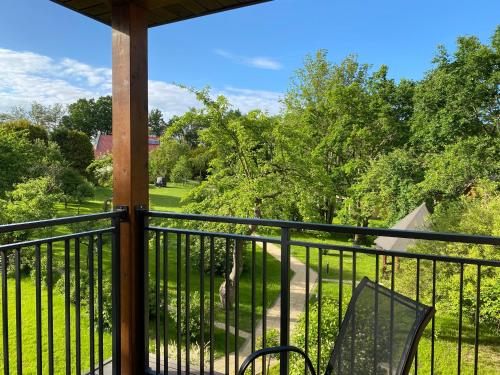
0 0 498 117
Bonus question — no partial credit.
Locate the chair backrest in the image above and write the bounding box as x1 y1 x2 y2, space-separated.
325 277 434 375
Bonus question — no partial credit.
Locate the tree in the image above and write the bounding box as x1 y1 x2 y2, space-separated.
1 119 49 144
7 102 65 130
148 108 167 136
281 51 411 227
58 168 94 211
87 154 113 187
410 27 499 153
149 139 188 181
0 127 32 196
50 128 95 177
399 181 500 334
418 136 500 204
184 89 288 308
167 108 211 148
170 155 191 183
61 96 112 138
1 177 60 225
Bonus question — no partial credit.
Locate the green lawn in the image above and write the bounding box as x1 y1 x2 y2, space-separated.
0 278 112 375
3 184 499 373
1 182 283 372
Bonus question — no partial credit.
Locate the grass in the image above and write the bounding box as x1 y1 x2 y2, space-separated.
0 278 112 375
3 184 499 373
1 182 284 371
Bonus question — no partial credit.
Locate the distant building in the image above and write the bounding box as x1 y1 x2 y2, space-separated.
374 202 430 270
94 134 160 158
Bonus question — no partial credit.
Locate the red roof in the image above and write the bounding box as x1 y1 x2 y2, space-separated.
94 134 160 158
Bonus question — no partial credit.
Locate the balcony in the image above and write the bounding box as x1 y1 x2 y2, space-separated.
0 209 498 374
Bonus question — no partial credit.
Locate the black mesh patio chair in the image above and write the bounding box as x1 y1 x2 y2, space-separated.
238 277 435 375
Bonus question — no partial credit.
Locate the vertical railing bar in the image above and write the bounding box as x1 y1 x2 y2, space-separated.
35 243 43 375
47 242 54 375
15 248 23 375
176 233 182 375
235 240 240 375
339 250 343 327
374 254 379 374
280 227 291 375
305 246 310 375
430 260 436 375
185 234 191 375
349 251 356 375
262 241 267 375
458 263 464 375
225 238 230 375
415 258 420 375
97 234 104 375
1 249 9 375
65 240 71 375
474 265 481 375
89 235 95 374
199 235 205 374
317 247 322 375
251 240 257 375
163 232 169 374
75 239 82 375
389 255 395 375
209 236 215 375
155 231 161 374
111 213 121 375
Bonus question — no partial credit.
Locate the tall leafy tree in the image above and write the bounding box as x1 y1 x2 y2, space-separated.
281 51 411 226
61 96 112 138
184 89 287 307
50 128 95 177
410 27 499 153
148 108 167 136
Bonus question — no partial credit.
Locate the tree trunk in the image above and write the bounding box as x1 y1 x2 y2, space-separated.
220 197 261 309
354 217 369 245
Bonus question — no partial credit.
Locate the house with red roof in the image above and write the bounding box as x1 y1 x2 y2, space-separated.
94 134 160 158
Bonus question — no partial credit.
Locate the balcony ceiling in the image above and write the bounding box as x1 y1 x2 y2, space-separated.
51 0 271 28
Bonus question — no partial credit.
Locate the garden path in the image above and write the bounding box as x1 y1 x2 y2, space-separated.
213 240 318 374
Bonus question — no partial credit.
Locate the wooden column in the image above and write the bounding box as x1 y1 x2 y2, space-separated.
112 2 149 374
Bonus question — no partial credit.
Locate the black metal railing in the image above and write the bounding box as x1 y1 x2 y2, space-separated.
144 210 500 375
0 210 125 375
1 208 499 374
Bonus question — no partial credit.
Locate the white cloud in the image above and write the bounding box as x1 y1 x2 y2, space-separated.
0 47 283 117
214 49 283 70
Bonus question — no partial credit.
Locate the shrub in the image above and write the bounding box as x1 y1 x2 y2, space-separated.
167 291 208 343
291 297 340 375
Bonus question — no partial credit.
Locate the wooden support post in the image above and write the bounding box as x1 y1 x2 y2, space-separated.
112 2 149 374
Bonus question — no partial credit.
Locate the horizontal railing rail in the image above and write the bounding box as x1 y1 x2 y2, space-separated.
0 211 123 375
146 211 500 246
0 210 125 234
144 210 499 375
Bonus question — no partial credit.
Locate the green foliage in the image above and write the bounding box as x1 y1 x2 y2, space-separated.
170 155 191 183
58 168 94 209
87 154 113 187
0 126 32 196
291 297 340 374
50 127 95 177
61 96 112 138
6 102 65 130
410 31 499 153
1 119 49 144
149 139 189 181
166 291 207 342
399 181 500 334
148 108 167 136
281 51 411 225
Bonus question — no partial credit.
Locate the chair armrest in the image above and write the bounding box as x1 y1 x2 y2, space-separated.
238 345 316 375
